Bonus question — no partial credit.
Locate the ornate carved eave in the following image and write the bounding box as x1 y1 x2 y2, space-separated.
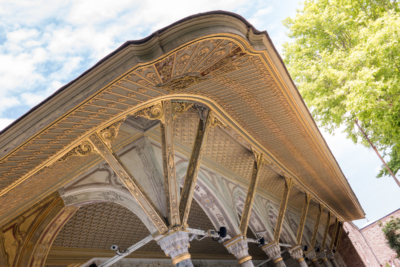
0 11 364 226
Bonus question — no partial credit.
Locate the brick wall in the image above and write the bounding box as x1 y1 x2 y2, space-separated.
361 209 400 266
342 222 380 267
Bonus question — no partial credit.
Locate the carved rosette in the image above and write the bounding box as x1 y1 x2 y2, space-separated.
262 241 282 262
58 141 95 162
157 231 191 265
223 235 252 265
135 102 165 123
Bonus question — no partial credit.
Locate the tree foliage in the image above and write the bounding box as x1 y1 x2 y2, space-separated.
378 217 400 257
283 0 400 177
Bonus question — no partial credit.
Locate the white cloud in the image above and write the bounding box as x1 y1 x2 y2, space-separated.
0 118 14 131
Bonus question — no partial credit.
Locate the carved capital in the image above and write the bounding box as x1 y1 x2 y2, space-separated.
262 241 281 261
317 251 327 261
304 249 317 261
223 235 251 262
157 231 191 264
288 245 304 261
326 250 335 260
135 102 165 123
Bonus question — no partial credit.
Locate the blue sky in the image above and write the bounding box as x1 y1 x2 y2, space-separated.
1 0 399 228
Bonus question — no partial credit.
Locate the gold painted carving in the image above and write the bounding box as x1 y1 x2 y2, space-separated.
239 151 266 236
274 177 293 241
321 212 331 249
209 113 228 129
98 120 125 149
171 102 193 120
134 102 165 123
160 100 180 227
179 109 212 224
88 133 167 233
58 141 96 162
158 75 206 93
310 204 324 248
295 193 311 245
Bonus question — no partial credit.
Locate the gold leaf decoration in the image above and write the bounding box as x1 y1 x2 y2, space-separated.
158 75 207 93
58 141 95 162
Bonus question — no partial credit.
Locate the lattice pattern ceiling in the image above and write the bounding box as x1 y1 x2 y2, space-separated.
52 200 249 257
0 26 362 228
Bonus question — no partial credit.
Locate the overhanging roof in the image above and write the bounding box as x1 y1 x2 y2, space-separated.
0 11 364 224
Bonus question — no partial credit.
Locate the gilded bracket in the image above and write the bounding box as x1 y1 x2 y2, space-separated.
329 218 339 251
87 133 168 234
273 177 293 241
98 119 125 149
295 193 311 245
334 222 343 251
134 102 165 124
178 109 212 225
321 211 331 250
171 102 193 120
310 204 324 249
239 151 266 236
160 100 181 227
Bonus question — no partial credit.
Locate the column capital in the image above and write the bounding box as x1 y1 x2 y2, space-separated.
288 245 304 262
326 250 335 260
317 251 328 261
156 231 191 265
304 249 317 261
223 235 252 263
262 241 282 262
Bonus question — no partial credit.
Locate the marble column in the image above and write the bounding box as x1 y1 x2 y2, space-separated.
304 250 321 267
317 252 333 267
262 242 285 267
288 245 307 267
224 235 254 267
326 251 339 267
157 231 193 267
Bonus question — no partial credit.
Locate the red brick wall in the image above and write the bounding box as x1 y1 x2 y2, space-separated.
341 222 380 267
361 209 400 266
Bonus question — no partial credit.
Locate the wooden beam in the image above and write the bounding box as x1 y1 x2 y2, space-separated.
179 108 220 225
329 218 339 251
160 100 181 227
295 193 311 245
274 177 294 241
321 211 331 250
239 151 266 236
88 133 168 234
310 204 324 248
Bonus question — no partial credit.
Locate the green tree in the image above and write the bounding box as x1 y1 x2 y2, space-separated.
378 217 400 257
282 0 400 178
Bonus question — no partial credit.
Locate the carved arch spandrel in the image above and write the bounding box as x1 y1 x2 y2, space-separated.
58 162 160 234
0 192 75 267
